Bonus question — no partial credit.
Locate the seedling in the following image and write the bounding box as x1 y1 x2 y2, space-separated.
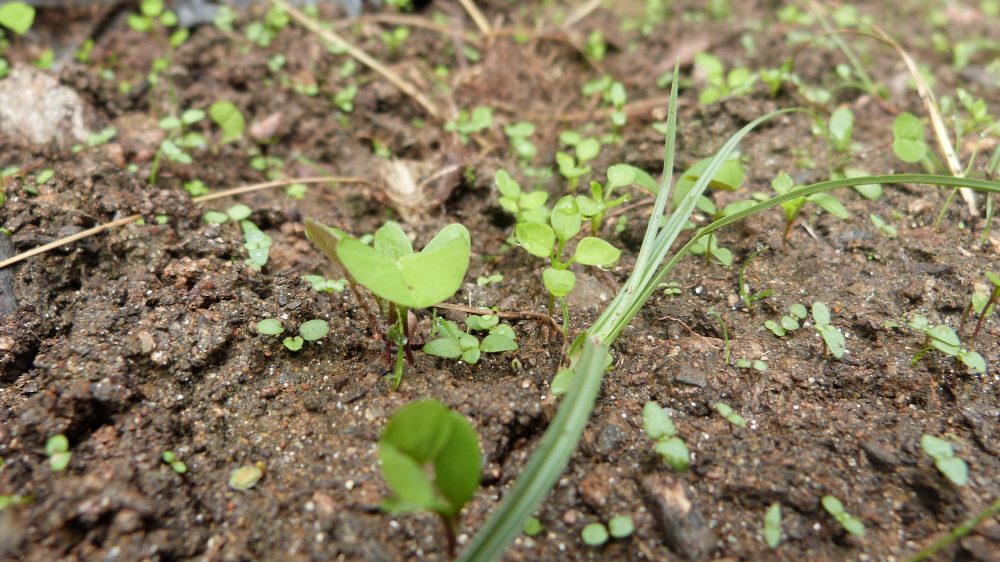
869 214 897 237
821 495 865 538
515 196 621 331
693 53 756 105
608 514 635 539
128 0 188 47
735 358 768 372
738 246 773 308
581 522 609 546
151 108 207 184
764 302 807 337
0 1 34 35
45 434 71 472
379 399 481 557
229 463 264 490
522 516 543 537
908 315 985 374
812 302 845 359
162 451 188 474
495 170 549 224
423 315 518 365
476 274 503 286
245 4 289 47
892 112 930 165
208 101 245 144
504 122 538 163
585 30 606 62
305 219 471 388
764 502 782 548
576 164 657 235
770 172 848 241
826 107 855 153
920 434 968 486
379 25 410 56
582 75 629 132
960 271 1000 339
642 401 689 472
712 402 747 428
254 318 330 351
556 132 600 191
445 106 493 145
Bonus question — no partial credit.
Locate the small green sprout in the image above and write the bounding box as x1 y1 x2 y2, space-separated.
379 25 410 56
303 275 347 293
869 214 897 237
305 219 471 388
556 132 600 191
151 107 207 183
203 204 252 225
255 318 329 351
333 83 359 113
476 274 503 286
759 58 795 98
379 399 481 557
255 318 284 335
660 281 682 296
608 514 635 539
162 451 188 474
737 245 773 307
0 1 35 35
920 434 968 486
208 100 245 144
523 516 543 537
892 112 929 164
229 463 264 491
585 29 606 61
423 316 518 365
827 107 855 153
581 522 609 546
764 502 782 548
245 4 288 47
736 358 768 372
765 303 807 337
712 402 747 428
771 172 848 241
240 220 273 270
812 302 845 359
72 127 117 154
961 272 1000 339
693 53 756 105
445 106 493 144
495 170 549 224
643 401 689 472
504 122 538 163
908 315 985 374
821 495 865 538
45 434 71 472
575 164 657 235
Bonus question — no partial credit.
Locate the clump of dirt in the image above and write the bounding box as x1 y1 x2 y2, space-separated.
2 1 999 561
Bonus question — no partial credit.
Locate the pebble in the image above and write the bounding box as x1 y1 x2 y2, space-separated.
640 474 717 561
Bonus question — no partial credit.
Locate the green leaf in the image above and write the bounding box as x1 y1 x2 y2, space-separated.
49 451 71 472
654 437 690 472
712 402 748 428
608 515 634 538
203 211 229 225
381 400 453 464
780 315 800 331
303 218 346 265
828 107 854 151
282 336 303 351
298 319 329 341
515 222 555 258
811 302 831 325
675 156 745 208
424 337 463 359
642 401 675 440
934 456 969 486
789 303 808 319
520 191 548 211
806 193 849 219
181 108 205 125
581 522 609 546
374 221 413 260
920 434 953 458
607 164 659 195
209 100 246 144
241 220 272 269
764 319 786 337
844 168 882 200
495 169 521 198
574 237 621 267
255 318 284 335
576 138 601 161
159 116 182 130
543 267 576 298
840 515 866 538
481 334 518 353
821 495 845 515
45 434 69 456
764 503 782 548
892 112 927 163
432 410 482 516
229 464 263 490
550 196 582 242
960 351 986 374
379 444 442 512
0 2 36 35
489 324 516 339
817 324 845 358
226 204 252 221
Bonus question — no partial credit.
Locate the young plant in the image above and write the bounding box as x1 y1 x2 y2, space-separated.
161 451 188 474
821 495 865 538
575 164 657 235
254 318 330 351
303 274 347 293
892 112 931 167
304 219 471 388
920 434 968 486
580 515 634 546
908 314 986 374
504 122 537 164
208 100 245 144
151 108 207 184
423 315 518 365
764 302 808 337
204 205 273 270
693 52 756 105
811 302 845 359
556 132 600 191
495 170 548 224
642 401 689 472
770 172 848 241
379 399 481 557
128 0 188 47
712 402 747 428
764 502 782 548
45 434 71 472
738 246 773 308
960 271 1000 339
445 106 493 145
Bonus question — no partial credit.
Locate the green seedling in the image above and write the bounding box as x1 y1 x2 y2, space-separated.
556 132 601 191
712 402 747 428
738 246 773 308
305 219 471 388
522 516 543 537
151 108 207 184
0 1 34 35
515 195 621 331
920 434 968 486
759 58 794 98
585 29 606 61
643 401 689 472
445 106 493 145
694 52 756 105
379 25 410 56
735 358 768 372
677 156 749 266
476 274 503 286
764 302 807 337
162 451 188 474
423 315 518 365
812 302 845 359
608 514 635 538
45 434 71 472
379 399 481 557
821 495 865 538
827 107 855 153
333 83 359 113
770 172 848 241
764 502 782 548
581 522 609 546
128 0 186 48
960 272 1000 339
582 75 628 131
504 122 538 163
254 318 330 351
203 204 252 225
660 281 682 296
580 514 634 546
245 4 288 47
71 127 117 154
303 275 347 293
892 112 930 166
869 214 897 237
908 315 985 374
495 170 549 224
229 462 264 490
576 164 657 235
208 100 245 144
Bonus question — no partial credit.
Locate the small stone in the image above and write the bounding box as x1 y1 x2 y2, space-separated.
674 370 708 388
0 65 93 147
596 423 624 456
861 440 900 472
579 465 612 509
640 474 717 561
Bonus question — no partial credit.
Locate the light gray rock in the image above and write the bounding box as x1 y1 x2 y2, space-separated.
0 65 93 147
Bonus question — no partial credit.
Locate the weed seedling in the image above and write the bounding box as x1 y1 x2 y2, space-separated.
208 101 245 144
445 106 493 145
495 170 548 224
504 122 538 164
0 2 34 35
764 502 782 548
693 52 756 105
151 108 207 184
826 107 855 153
812 302 845 359
556 132 600 191
764 302 808 337
576 164 657 235
908 314 986 374
737 246 773 308
892 112 931 167
303 275 347 293
523 516 543 537
476 274 503 287
162 451 188 474
712 402 747 428
869 214 897 237
770 172 848 241
229 463 264 490
581 522 609 546
379 399 481 557
920 434 968 486
254 318 330 351
821 495 865 538
642 401 689 472
960 272 1000 339
45 434 71 472
423 315 518 365
305 219 471 388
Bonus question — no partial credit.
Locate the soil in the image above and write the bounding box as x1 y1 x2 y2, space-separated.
2 1 999 561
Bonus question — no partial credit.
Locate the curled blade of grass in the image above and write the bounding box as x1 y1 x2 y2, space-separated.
456 337 608 562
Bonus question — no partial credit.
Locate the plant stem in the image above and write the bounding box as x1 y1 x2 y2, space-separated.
440 514 458 559
980 194 994 246
906 497 1000 562
560 298 570 337
971 288 998 339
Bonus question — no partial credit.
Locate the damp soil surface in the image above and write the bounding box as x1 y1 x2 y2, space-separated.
2 1 1000 561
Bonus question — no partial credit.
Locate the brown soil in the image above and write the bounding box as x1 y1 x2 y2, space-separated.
2 1 999 561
